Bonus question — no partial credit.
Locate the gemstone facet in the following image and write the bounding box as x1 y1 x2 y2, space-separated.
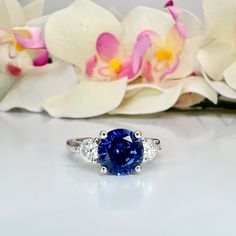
79 138 99 163
98 129 144 175
143 138 161 162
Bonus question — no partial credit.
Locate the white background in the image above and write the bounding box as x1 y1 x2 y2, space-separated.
0 111 236 236
19 0 203 18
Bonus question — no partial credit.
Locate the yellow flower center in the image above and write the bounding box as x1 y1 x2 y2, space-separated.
155 49 173 61
15 41 25 52
108 58 122 73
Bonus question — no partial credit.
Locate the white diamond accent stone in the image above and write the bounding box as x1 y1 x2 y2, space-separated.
79 138 99 163
143 138 161 162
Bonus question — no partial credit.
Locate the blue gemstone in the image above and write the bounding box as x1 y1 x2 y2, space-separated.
98 129 144 175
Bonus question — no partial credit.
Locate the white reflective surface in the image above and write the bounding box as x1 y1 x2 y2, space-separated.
0 111 236 236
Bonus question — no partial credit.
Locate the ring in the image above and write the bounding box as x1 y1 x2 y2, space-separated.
66 128 161 176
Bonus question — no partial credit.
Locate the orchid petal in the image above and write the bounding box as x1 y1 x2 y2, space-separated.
112 83 182 115
0 44 12 68
8 44 17 59
96 33 120 62
160 58 179 81
167 6 182 21
177 10 202 37
0 62 78 112
223 60 236 90
179 76 218 106
175 22 188 38
0 29 12 44
31 49 49 67
198 41 236 81
166 25 185 54
13 49 34 73
203 71 236 100
125 83 166 91
165 0 174 8
27 15 49 27
113 74 218 115
86 55 97 77
43 78 127 118
164 7 202 37
108 6 123 21
143 61 153 81
45 0 122 69
203 0 236 44
98 67 114 77
23 0 45 22
167 36 203 79
0 0 26 29
6 63 22 76
167 6 185 38
121 7 174 44
119 59 133 79
13 27 46 49
136 30 158 42
0 73 14 100
3 47 34 76
175 93 205 108
132 33 151 76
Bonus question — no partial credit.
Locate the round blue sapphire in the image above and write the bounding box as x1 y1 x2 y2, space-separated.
98 129 144 175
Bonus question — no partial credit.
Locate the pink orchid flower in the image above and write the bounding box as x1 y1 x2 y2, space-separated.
132 5 188 82
0 27 49 77
86 32 136 81
165 0 174 7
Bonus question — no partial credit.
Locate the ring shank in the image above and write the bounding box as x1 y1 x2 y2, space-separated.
66 138 87 153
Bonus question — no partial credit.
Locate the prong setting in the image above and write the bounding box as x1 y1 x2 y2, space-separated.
92 159 99 165
99 131 107 139
134 130 142 139
135 165 142 173
155 139 161 145
100 166 108 175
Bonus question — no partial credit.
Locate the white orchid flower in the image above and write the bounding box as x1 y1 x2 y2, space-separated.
198 0 236 100
43 0 217 118
0 0 44 28
0 0 78 112
113 4 217 115
43 0 130 118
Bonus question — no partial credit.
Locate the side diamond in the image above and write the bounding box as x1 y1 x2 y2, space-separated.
143 138 161 162
79 138 99 163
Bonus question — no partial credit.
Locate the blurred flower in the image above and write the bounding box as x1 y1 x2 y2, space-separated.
198 0 236 100
86 32 134 81
44 0 218 118
0 27 49 76
0 0 78 112
113 5 217 115
134 26 185 82
0 0 220 118
44 0 130 118
0 0 45 28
